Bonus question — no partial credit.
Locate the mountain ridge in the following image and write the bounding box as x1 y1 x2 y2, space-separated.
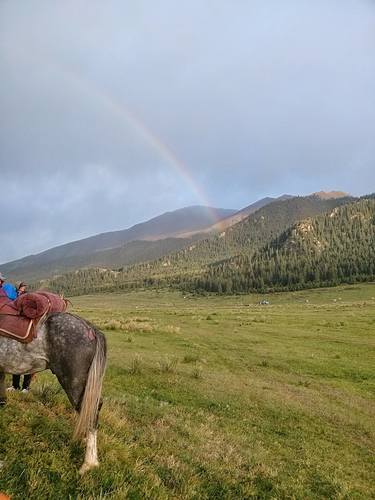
183 194 296 237
311 190 350 200
0 205 236 281
1 195 297 282
40 191 359 295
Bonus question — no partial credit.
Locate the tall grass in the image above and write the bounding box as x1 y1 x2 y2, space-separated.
1 284 374 499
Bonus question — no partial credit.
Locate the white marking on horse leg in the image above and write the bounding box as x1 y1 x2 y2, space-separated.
79 430 99 475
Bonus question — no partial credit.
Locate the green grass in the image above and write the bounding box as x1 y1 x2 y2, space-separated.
1 284 374 499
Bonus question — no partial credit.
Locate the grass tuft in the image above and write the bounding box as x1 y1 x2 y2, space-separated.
183 354 200 363
191 366 203 379
129 355 142 374
164 325 181 334
158 355 178 373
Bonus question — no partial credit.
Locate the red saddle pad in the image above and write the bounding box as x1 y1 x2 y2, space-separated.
0 291 68 343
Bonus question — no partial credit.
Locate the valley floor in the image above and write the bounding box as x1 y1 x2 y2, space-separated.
1 284 374 498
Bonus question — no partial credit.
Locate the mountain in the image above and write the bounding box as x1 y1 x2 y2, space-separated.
0 196 296 283
178 194 294 236
214 194 294 229
196 197 375 293
1 206 236 281
311 190 350 200
128 193 355 277
41 192 356 296
5 237 208 283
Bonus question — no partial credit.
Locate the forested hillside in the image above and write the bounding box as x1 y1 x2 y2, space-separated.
41 194 363 296
9 236 204 283
194 198 375 293
102 194 354 279
189 194 293 235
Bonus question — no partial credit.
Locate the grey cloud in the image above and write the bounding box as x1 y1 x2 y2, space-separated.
1 0 375 262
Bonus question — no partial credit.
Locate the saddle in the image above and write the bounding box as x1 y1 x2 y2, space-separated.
0 291 68 343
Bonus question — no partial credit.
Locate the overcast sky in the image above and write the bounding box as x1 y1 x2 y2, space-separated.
1 0 374 263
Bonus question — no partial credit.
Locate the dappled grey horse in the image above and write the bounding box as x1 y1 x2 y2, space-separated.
0 312 106 474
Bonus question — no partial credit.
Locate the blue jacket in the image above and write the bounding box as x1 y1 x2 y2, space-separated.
2 283 17 300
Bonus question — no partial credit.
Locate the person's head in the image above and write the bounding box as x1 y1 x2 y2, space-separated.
17 282 27 294
0 272 6 286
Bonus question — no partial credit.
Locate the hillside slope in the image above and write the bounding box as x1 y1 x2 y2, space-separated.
127 194 354 276
197 197 375 293
42 193 355 295
178 194 293 236
1 206 235 281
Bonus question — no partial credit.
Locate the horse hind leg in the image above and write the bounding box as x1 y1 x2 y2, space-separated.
45 314 106 474
0 372 6 406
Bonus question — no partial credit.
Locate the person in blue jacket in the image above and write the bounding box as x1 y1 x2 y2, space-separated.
6 281 34 393
2 282 17 300
0 272 17 300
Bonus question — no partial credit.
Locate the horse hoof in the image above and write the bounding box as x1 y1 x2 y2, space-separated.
79 460 99 475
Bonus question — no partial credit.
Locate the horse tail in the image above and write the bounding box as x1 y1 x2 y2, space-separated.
74 330 107 440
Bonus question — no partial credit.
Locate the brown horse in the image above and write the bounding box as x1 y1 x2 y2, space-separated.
0 312 107 474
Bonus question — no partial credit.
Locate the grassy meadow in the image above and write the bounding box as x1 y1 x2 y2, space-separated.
0 284 374 499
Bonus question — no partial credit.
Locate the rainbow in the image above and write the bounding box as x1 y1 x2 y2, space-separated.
53 63 221 224
7 43 224 223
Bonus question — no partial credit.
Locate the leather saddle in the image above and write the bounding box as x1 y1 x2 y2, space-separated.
0 291 68 343
0 295 35 343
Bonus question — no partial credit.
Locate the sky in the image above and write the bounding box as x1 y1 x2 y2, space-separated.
0 0 374 263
